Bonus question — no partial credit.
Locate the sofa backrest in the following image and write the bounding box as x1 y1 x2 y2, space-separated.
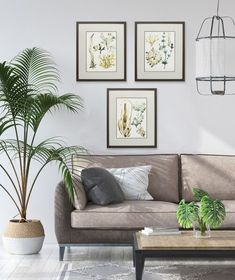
73 154 179 203
181 154 235 201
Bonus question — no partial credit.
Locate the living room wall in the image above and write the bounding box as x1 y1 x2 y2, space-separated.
1 0 235 243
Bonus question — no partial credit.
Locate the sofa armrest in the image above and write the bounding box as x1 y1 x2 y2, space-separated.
54 181 75 244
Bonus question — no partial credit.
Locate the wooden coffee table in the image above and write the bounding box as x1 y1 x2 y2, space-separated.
133 231 235 280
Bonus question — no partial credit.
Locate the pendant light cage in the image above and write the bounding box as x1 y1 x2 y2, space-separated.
196 0 235 95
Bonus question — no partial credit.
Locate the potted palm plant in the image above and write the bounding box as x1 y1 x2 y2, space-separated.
177 188 226 238
0 47 85 254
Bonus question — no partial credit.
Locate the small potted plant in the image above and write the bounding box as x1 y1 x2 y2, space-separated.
0 47 85 254
177 188 226 238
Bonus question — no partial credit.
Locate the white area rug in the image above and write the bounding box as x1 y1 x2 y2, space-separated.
57 261 235 280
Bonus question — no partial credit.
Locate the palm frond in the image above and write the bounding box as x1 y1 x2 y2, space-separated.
0 47 86 220
12 47 59 93
31 93 83 131
0 139 21 154
0 61 34 125
0 115 14 136
25 144 87 205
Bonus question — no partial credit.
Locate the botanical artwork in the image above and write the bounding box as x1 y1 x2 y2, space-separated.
145 31 175 72
107 88 156 148
117 98 147 139
86 31 117 72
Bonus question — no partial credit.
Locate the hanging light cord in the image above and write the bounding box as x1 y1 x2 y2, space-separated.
217 0 220 17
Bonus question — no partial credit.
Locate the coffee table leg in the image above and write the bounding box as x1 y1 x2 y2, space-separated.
133 245 136 267
135 251 145 280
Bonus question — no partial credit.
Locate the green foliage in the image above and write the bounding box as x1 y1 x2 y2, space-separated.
12 47 59 93
177 188 226 232
192 187 209 201
200 196 226 229
0 47 85 220
176 200 198 228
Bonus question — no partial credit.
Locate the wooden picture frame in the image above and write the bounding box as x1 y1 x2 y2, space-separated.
135 22 185 81
107 88 157 148
76 22 126 81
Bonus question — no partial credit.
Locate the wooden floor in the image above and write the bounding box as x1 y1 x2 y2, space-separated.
0 244 133 280
1 244 235 280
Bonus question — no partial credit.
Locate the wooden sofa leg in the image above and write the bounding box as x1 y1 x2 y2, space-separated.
59 246 65 261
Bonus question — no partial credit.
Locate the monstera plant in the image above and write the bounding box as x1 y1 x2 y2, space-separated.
0 47 85 254
177 188 226 237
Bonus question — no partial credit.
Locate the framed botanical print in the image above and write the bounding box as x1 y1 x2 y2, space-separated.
135 22 185 81
107 88 157 148
76 22 126 81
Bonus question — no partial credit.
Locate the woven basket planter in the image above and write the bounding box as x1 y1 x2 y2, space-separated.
3 219 45 255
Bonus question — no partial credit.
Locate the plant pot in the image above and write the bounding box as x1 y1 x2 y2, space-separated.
2 219 45 255
193 222 210 239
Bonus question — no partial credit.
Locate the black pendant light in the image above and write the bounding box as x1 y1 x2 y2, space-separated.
196 0 235 95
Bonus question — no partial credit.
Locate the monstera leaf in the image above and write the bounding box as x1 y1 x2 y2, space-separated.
193 187 209 201
176 200 199 229
200 196 226 228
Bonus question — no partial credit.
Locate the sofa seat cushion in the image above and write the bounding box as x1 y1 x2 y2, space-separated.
71 200 178 229
221 200 235 228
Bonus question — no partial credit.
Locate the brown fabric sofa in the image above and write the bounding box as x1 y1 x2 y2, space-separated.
55 154 235 260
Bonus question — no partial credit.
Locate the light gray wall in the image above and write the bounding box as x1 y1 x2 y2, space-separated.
0 0 235 243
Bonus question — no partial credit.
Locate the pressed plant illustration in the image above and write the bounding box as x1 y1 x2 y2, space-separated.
99 53 115 69
145 31 174 71
87 32 116 71
117 101 132 138
117 99 147 139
